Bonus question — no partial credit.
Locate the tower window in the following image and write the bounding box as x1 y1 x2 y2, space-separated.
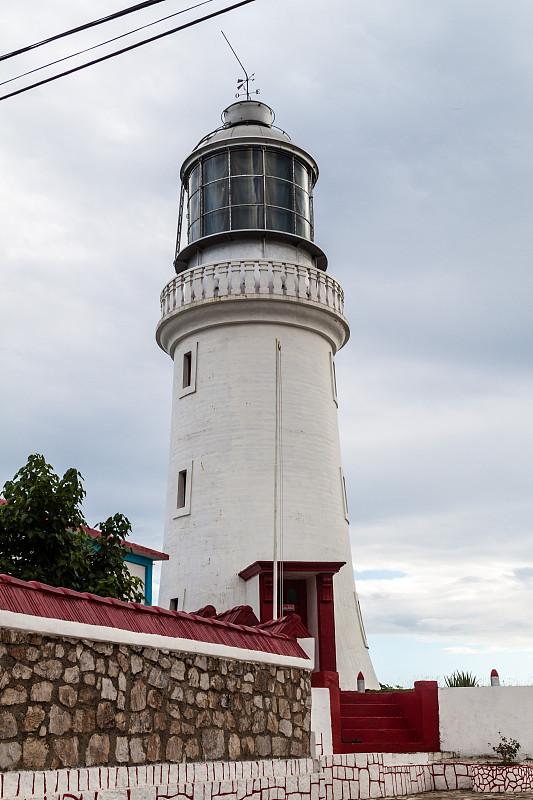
179 343 197 398
340 467 349 522
330 352 338 406
182 352 192 388
174 460 193 518
177 470 187 508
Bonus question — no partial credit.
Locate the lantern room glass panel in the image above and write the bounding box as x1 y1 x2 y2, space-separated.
203 153 228 183
266 207 294 233
232 205 265 229
265 178 293 210
265 151 292 181
294 161 310 191
203 180 229 213
203 208 229 236
231 176 263 205
188 190 200 225
295 216 311 238
230 148 262 176
188 163 200 195
186 147 315 243
295 186 310 218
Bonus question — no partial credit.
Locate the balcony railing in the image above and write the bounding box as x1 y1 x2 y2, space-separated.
160 260 344 319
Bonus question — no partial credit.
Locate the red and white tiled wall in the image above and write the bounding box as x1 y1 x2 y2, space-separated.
0 754 486 800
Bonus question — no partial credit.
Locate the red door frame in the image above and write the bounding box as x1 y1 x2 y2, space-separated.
239 561 345 673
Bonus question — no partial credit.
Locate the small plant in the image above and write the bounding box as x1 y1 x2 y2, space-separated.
490 732 521 765
444 670 479 687
379 682 404 691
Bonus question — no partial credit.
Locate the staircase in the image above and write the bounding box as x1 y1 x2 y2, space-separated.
339 691 422 753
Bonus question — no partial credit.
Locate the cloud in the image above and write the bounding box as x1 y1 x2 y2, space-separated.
1 0 532 684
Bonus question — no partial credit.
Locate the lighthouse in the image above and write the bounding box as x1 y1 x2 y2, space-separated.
157 99 378 691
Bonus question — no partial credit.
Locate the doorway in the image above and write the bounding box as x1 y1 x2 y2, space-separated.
281 579 308 627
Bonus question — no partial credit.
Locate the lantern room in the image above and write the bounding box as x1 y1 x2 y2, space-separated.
174 100 328 273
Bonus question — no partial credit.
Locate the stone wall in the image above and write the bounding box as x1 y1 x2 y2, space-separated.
0 628 311 772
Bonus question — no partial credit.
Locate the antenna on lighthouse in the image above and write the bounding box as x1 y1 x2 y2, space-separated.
221 30 260 100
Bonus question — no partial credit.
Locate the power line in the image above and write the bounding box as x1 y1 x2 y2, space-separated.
0 0 173 63
0 0 256 102
0 0 217 89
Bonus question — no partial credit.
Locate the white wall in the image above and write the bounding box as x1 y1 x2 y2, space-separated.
310 687 333 756
439 686 533 759
125 560 146 585
158 289 378 690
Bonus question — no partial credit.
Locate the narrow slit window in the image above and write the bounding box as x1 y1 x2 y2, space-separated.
179 343 197 398
174 460 193 517
177 470 187 509
182 351 192 389
330 352 338 406
340 467 349 522
169 598 179 611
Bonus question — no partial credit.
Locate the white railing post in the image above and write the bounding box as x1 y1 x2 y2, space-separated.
308 268 319 302
218 263 229 296
296 265 308 299
203 264 216 299
191 266 204 301
317 271 326 305
272 262 284 295
229 261 241 295
183 270 192 305
258 261 270 294
243 262 255 294
285 263 297 297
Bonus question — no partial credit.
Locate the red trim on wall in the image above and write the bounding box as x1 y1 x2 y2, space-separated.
84 527 168 561
316 574 337 672
239 561 345 581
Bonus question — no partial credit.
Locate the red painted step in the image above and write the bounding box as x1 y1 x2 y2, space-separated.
341 703 403 717
340 690 421 754
337 741 426 754
343 715 409 731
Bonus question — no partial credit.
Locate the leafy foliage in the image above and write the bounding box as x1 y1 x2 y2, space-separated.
490 732 521 764
0 454 144 603
444 670 479 687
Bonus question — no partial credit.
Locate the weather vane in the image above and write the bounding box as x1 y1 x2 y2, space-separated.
221 31 260 101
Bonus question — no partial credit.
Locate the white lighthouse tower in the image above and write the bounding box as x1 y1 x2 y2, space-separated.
157 98 378 691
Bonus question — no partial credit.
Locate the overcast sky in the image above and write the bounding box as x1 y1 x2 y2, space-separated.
1 0 532 687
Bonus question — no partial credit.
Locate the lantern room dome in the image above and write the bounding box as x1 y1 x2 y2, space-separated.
174 100 327 273
192 101 292 150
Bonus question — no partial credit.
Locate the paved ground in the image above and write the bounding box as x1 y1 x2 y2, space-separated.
394 793 533 800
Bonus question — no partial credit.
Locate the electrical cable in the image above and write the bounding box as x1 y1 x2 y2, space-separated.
1 0 174 63
0 0 216 89
0 0 256 102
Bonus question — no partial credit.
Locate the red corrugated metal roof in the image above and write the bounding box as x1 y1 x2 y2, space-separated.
258 613 312 638
215 605 260 626
0 575 308 659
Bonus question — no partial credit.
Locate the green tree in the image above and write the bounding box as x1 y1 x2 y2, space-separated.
0 454 144 602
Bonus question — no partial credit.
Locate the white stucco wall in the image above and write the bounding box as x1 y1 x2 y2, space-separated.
439 686 533 759
125 560 146 584
310 687 333 756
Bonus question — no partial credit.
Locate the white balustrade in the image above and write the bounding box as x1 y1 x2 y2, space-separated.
160 260 344 319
